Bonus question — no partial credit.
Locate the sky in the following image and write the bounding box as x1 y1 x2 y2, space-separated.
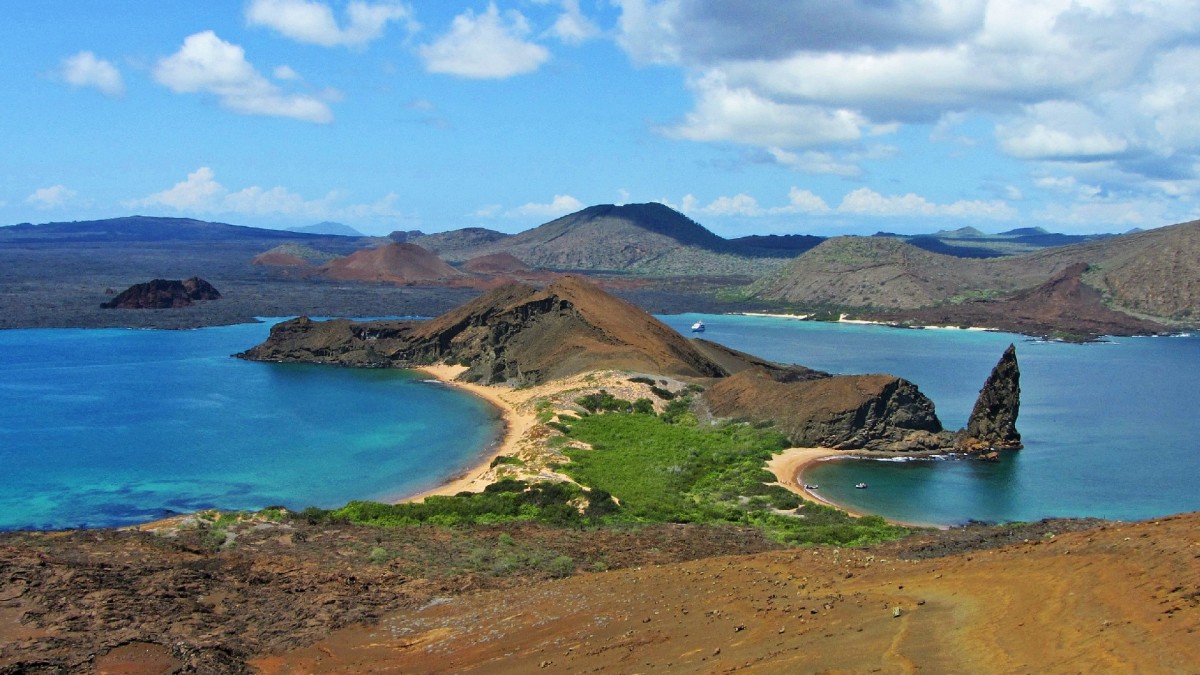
4 1 1200 238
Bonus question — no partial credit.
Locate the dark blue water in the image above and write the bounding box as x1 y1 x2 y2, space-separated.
0 322 501 530
660 314 1200 525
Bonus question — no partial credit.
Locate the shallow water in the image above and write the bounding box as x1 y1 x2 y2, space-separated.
0 322 501 530
661 314 1200 525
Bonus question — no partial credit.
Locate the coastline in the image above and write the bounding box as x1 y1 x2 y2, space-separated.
399 364 538 502
767 448 947 529
766 448 869 517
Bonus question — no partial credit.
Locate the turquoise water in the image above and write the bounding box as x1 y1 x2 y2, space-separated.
661 314 1200 525
0 322 501 530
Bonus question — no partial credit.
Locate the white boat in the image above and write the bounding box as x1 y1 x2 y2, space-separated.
691 320 705 332
855 482 868 489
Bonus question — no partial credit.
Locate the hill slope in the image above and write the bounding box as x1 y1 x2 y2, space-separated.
318 243 462 284
418 203 788 276
750 221 1200 328
253 512 1200 673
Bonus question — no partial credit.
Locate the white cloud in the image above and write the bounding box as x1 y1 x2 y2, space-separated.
675 186 1013 222
667 72 868 147
154 31 333 123
997 101 1129 160
838 187 1015 219
245 0 414 47
507 194 584 218
127 166 400 222
273 65 301 81
419 3 550 79
25 185 78 210
614 0 1200 198
766 147 861 177
546 0 600 45
61 51 124 97
781 187 832 214
134 167 225 210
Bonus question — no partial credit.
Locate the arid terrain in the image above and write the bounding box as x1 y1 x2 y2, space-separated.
2 513 1195 673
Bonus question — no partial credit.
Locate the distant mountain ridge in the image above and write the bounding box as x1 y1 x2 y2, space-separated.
286 221 364 237
0 216 343 243
750 219 1200 333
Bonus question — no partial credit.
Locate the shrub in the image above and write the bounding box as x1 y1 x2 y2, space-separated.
546 555 575 578
367 546 391 564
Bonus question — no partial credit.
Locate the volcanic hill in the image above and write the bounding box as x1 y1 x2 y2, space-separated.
415 203 789 276
318 242 462 285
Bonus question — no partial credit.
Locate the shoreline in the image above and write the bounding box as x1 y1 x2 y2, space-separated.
766 447 947 529
397 364 538 503
766 448 869 517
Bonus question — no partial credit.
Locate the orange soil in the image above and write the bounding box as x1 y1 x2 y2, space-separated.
252 512 1200 673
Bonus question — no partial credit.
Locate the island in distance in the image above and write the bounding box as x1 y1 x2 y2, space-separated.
240 274 1021 455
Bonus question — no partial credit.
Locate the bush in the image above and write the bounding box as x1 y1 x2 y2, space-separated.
367 546 391 564
546 555 575 578
575 390 632 413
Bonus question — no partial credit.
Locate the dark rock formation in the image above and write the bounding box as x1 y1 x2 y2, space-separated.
958 344 1022 456
239 276 729 384
101 277 220 309
702 367 951 451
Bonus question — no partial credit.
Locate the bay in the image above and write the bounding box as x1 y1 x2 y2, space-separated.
660 314 1200 526
0 322 502 531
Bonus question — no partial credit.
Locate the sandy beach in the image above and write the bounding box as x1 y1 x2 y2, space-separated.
765 447 871 517
399 364 540 502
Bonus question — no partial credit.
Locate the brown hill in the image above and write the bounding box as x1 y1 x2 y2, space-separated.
874 262 1168 339
240 276 729 384
250 512 1200 673
318 242 462 284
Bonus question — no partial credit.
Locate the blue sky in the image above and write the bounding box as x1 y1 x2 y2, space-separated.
5 1 1200 237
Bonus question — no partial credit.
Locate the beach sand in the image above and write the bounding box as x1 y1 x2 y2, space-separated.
765 447 870 517
400 364 540 502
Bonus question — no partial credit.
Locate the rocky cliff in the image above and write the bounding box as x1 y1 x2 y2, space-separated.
958 344 1023 455
101 277 221 309
702 367 950 451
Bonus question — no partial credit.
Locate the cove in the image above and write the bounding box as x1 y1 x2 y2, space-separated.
0 322 502 531
661 314 1200 526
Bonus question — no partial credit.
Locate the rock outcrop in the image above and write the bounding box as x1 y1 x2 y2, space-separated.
702 367 950 451
957 344 1023 456
101 277 221 309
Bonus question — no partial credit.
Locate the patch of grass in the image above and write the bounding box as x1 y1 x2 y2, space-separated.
556 412 907 547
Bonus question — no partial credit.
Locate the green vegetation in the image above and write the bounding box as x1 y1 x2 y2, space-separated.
296 391 905 548
557 411 904 546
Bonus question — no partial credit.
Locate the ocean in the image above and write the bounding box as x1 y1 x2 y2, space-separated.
0 321 502 530
661 313 1200 526
3 314 1197 530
